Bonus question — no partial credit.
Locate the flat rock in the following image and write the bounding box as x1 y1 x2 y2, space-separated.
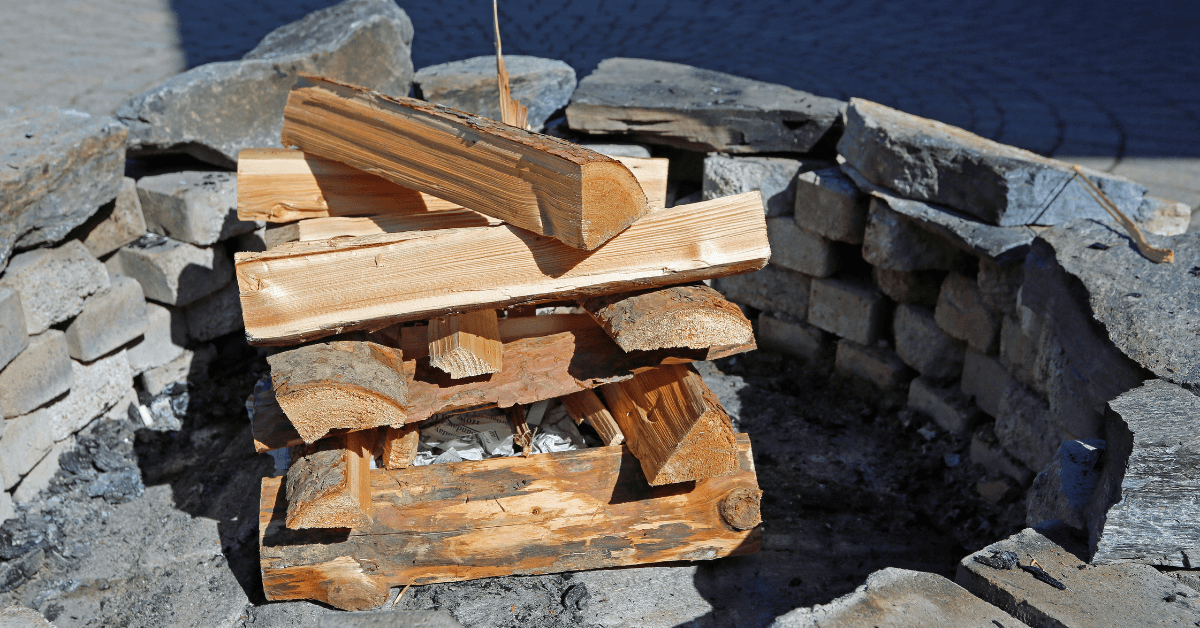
770 567 1025 628
566 58 844 153
839 98 1149 227
64 275 149 362
78 177 147 258
116 0 414 167
794 166 869 244
0 239 110 335
0 288 28 372
45 350 132 442
862 197 969 272
1086 380 1200 567
0 410 53 489
138 171 258 246
414 55 576 130
703 154 828 216
116 235 231 306
0 330 72 419
0 106 125 268
1027 439 1104 533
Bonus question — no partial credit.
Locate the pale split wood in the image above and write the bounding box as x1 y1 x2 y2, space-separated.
507 404 533 450
579 283 753 352
561 389 625 446
400 313 596 359
280 74 648 250
381 423 420 470
427 309 503 378
236 191 770 346
599 364 739 485
284 429 375 530
492 0 529 130
619 156 668 210
263 211 501 248
258 434 761 608
266 341 408 443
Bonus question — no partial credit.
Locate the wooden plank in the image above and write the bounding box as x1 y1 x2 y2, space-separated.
284 430 375 530
236 191 770 346
561 389 624 446
251 316 754 452
259 434 762 609
263 211 501 248
267 341 408 443
579 283 753 352
380 423 420 470
428 309 503 378
400 313 596 359
281 75 649 250
599 364 739 486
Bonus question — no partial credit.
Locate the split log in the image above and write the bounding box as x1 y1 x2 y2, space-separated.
380 424 420 470
267 341 408 443
236 191 770 346
599 364 738 485
561 389 624 446
285 429 375 530
262 211 501 249
427 309 503 378
506 405 533 450
579 283 753 352
259 434 762 609
281 75 649 250
251 315 754 452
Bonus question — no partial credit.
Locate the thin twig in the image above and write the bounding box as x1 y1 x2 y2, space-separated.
391 583 412 608
1071 165 1173 263
492 0 529 129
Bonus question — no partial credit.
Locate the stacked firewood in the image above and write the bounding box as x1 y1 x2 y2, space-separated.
236 74 772 611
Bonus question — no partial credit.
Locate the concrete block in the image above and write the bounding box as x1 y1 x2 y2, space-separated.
808 277 888 345
127 302 188 375
907 377 982 435
893 303 965 381
871 266 942 307
766 217 839 277
1027 439 1104 532
995 380 1066 473
999 314 1040 387
45 350 132 442
769 567 1022 628
703 154 823 216
969 424 1034 485
834 339 912 390
711 265 810 320
0 288 28 373
977 258 1022 318
793 166 868 244
0 410 53 489
12 436 73 504
757 313 831 363
116 236 231 306
0 240 109 334
414 55 576 131
935 273 1000 353
957 526 1200 628
960 349 1011 418
64 275 149 362
0 330 72 418
138 171 259 246
140 344 216 396
79 176 146 258
862 198 966 272
100 387 139 424
184 281 242 341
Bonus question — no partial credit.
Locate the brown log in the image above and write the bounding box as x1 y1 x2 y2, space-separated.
267 341 408 444
251 315 754 452
235 191 770 346
428 310 503 378
259 434 761 609
579 283 753 352
561 389 625 446
281 75 648 250
599 364 739 486
380 424 420 470
284 429 375 530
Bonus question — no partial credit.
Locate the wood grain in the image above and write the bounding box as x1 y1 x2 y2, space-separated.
381 423 420 470
428 309 503 378
561 389 625 446
284 430 375 530
280 75 648 250
235 191 770 346
259 434 761 609
580 283 753 351
262 211 501 248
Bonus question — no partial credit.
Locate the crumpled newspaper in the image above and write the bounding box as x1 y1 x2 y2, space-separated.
413 400 588 466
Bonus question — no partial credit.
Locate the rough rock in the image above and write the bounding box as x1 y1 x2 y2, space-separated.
794 166 868 244
994 380 1063 473
839 98 1150 227
808 277 888 345
0 410 53 489
116 235 231 306
414 55 576 130
566 58 844 153
957 525 1200 627
893 303 965 381
908 376 982 435
969 424 1034 485
769 567 1024 628
0 106 125 268
758 313 831 363
1086 380 1200 567
137 171 258 246
766 217 840 277
0 240 109 335
140 344 215 396
116 0 415 167
184 281 242 341
126 302 187 375
577 143 651 158
1027 439 1104 532
862 198 968 272
0 288 28 372
12 436 73 503
712 265 810 320
1138 195 1191 236
64 275 149 362
834 340 912 389
0 605 56 627
77 177 147 258
45 350 133 442
871 267 943 307
0 492 11 529
977 259 1023 319
316 610 463 627
960 349 1012 418
703 155 827 216
935 273 1001 353
0 330 72 419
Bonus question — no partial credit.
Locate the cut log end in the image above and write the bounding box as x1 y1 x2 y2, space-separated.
577 159 651 250
719 487 763 531
284 432 374 530
381 423 420 470
429 347 501 379
428 310 503 379
617 309 753 351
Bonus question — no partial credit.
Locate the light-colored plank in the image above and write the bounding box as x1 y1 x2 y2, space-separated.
235 191 770 346
284 429 375 530
561 389 624 446
380 423 420 470
579 283 753 351
259 434 762 609
280 75 649 250
427 309 502 378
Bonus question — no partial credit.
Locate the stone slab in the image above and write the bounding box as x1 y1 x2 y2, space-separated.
908 376 982 435
1027 439 1104 532
834 339 912 390
45 350 132 442
0 106 125 268
0 330 72 419
137 171 258 246
758 313 831 363
78 177 146 258
116 0 414 167
960 349 1011 419
64 275 149 362
893 303 965 381
0 288 28 373
184 280 242 342
794 166 868 244
808 277 888 345
126 302 187 375
0 239 110 335
957 525 1200 628
414 55 575 131
116 236 231 306
872 267 943 307
0 410 53 489
12 435 73 504
862 198 968 272
935 273 1001 353
711 265 810 320
703 154 827 217
566 58 844 154
766 217 840 277
995 380 1064 473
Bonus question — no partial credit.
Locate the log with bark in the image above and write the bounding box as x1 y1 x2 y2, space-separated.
284 429 375 530
579 283 753 352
